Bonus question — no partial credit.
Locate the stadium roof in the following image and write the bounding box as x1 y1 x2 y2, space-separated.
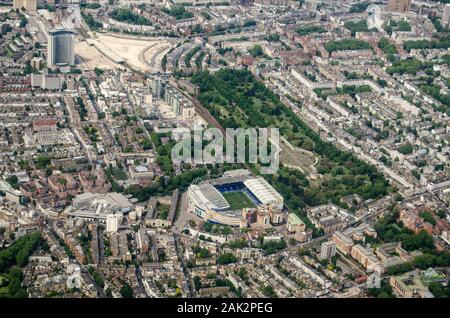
222 169 252 178
243 177 283 207
196 184 230 211
207 175 251 186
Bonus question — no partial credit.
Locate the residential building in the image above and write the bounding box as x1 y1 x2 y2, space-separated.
443 4 450 28
332 231 354 255
390 270 434 298
387 0 411 13
13 0 37 11
320 241 336 260
287 213 306 233
106 213 122 233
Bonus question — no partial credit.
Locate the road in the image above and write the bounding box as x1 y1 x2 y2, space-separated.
336 251 366 277
135 265 147 297
284 234 331 255
43 218 107 297
173 234 195 297
173 192 190 233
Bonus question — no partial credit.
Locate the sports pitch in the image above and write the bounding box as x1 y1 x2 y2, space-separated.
222 191 256 211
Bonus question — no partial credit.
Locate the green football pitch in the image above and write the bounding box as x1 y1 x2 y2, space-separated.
222 191 256 210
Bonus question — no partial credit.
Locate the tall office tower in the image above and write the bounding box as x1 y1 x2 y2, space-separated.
443 4 450 28
13 0 37 11
47 28 75 67
387 0 411 13
320 241 337 260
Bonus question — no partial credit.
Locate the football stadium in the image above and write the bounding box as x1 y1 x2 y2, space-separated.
186 170 284 226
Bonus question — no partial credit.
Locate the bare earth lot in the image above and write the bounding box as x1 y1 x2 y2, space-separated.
279 137 318 174
75 40 117 70
76 34 175 72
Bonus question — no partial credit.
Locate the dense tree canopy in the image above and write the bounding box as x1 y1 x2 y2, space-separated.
217 253 237 265
295 25 326 36
344 20 373 36
324 39 372 53
161 6 193 20
403 36 450 52
111 8 151 25
120 283 133 298
0 232 42 272
0 232 42 298
349 2 371 13
375 210 436 253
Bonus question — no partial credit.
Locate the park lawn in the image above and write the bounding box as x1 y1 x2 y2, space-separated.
6 47 14 58
157 203 170 220
222 191 255 210
0 286 8 295
110 167 128 180
0 274 9 287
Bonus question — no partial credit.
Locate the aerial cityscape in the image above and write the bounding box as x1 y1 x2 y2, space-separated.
0 0 450 300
